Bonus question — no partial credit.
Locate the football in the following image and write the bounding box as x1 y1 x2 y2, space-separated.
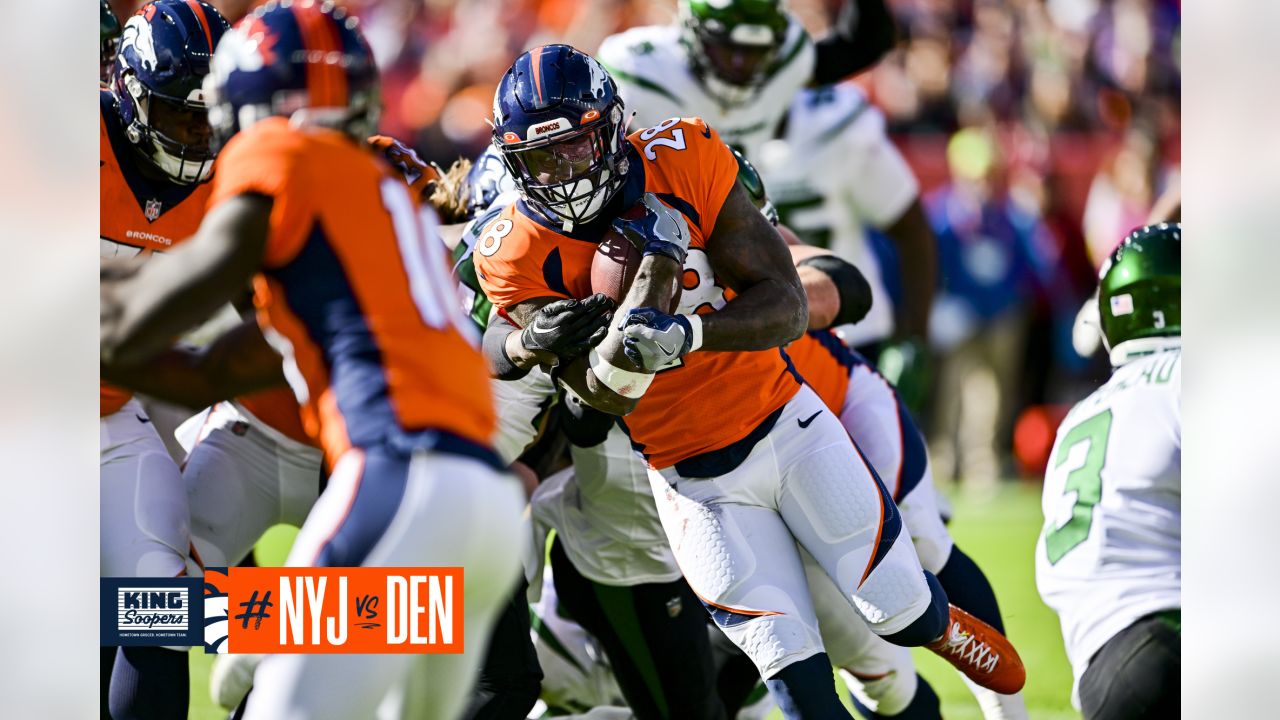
590 215 682 311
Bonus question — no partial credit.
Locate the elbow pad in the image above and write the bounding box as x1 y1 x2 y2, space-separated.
798 255 874 328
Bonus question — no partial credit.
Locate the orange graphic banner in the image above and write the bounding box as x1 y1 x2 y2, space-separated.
205 567 464 654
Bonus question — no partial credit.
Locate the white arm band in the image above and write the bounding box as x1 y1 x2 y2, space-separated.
588 349 654 399
684 313 704 352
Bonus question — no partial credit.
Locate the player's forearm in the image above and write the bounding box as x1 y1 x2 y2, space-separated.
884 199 937 339
101 321 287 410
812 0 897 84
576 254 680 414
699 278 807 351
479 317 548 379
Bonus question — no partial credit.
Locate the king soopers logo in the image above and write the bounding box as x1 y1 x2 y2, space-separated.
118 587 188 632
102 577 201 646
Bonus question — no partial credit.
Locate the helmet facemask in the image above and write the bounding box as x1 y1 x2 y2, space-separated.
498 110 628 231
682 6 785 108
121 70 216 184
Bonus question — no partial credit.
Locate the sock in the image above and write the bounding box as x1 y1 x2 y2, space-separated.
935 547 1005 633
102 646 117 719
107 646 189 720
717 649 765 717
849 674 941 719
880 572 948 647
764 653 852 719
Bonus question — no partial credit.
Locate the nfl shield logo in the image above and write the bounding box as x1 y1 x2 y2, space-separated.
145 199 162 221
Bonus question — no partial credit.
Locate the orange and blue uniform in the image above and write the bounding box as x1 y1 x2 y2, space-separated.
786 329 927 502
209 117 496 471
101 88 314 447
100 88 213 416
474 118 801 470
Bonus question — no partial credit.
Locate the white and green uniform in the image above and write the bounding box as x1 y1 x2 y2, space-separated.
597 20 814 161
755 83 918 348
1036 345 1181 707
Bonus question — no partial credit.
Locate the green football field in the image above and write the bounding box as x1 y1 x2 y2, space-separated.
187 482 1078 719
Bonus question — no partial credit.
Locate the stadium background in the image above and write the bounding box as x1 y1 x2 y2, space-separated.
104 0 1180 717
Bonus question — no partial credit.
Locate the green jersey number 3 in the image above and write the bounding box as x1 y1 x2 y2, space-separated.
1044 409 1113 564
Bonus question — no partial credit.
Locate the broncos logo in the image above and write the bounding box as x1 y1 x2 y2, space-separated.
204 568 231 653
119 15 159 72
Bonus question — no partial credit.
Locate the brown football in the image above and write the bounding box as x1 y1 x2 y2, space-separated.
590 212 682 311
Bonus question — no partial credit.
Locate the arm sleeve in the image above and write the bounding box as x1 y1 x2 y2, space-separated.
482 313 529 381
208 127 313 268
812 0 897 84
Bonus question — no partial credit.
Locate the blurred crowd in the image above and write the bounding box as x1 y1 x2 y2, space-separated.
110 0 1180 486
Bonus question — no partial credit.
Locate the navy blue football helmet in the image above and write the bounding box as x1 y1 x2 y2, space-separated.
204 0 380 150
110 0 229 184
491 45 629 229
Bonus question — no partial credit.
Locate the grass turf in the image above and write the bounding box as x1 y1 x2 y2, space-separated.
187 483 1077 719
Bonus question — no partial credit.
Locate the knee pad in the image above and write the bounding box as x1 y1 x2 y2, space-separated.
717 613 824 681
842 666 919 717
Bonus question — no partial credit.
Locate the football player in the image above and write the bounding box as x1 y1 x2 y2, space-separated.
597 0 895 160
472 45 1023 718
463 154 943 719
99 3 229 718
1036 223 1181 719
599 0 936 411
100 4 525 719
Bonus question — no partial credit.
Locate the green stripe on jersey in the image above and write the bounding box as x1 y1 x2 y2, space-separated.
593 581 670 718
601 64 684 107
816 95 870 146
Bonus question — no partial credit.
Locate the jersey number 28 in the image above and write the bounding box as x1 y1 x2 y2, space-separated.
1044 409 1113 564
640 118 687 160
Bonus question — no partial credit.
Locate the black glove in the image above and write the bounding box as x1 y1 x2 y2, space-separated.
519 294 616 361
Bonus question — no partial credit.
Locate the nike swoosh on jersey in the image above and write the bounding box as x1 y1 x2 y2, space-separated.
797 411 821 428
700 125 712 139
136 414 151 424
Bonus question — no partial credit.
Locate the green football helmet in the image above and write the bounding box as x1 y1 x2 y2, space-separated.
680 0 790 106
731 148 778 225
1097 222 1181 364
101 0 121 81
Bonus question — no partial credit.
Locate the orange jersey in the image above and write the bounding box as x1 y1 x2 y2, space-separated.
210 117 495 468
100 89 213 416
474 118 800 470
785 330 863 415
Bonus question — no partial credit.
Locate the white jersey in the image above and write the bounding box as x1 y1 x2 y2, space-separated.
532 428 683 586
597 20 815 162
1035 347 1181 705
755 84 919 347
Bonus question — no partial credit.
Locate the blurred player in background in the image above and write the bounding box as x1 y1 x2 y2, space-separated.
597 0 895 161
755 83 936 411
101 4 525 719
599 0 935 414
1037 223 1181 720
99 3 229 718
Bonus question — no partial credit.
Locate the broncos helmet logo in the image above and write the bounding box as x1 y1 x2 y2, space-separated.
119 15 159 72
